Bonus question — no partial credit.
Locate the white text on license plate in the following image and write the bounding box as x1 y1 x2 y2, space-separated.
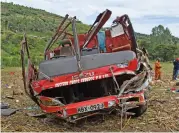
77 103 104 113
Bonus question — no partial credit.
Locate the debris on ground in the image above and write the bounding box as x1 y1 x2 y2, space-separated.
9 72 15 75
0 102 19 116
176 82 179 86
0 102 9 109
5 96 14 99
6 84 12 89
167 87 179 93
23 106 40 110
26 112 46 118
1 109 19 116
13 90 23 95
15 100 19 103
175 97 179 100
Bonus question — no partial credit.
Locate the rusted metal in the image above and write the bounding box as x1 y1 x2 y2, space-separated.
44 14 69 57
20 34 28 97
20 34 39 105
49 17 75 50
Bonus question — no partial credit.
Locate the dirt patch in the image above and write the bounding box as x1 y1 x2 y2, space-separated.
1 68 179 132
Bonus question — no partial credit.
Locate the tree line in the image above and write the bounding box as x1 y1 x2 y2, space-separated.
137 25 179 61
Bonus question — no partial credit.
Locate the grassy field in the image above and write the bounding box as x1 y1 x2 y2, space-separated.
1 62 179 132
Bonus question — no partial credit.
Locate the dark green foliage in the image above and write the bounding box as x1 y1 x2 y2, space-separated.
137 25 179 61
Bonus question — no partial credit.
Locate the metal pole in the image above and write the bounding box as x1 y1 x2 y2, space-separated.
72 18 82 72
49 16 75 49
44 14 69 58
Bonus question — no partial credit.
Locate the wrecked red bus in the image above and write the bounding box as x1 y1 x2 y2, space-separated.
21 9 152 123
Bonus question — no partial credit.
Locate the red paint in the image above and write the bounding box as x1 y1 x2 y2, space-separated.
32 59 137 94
69 34 98 49
9 72 15 75
38 91 145 117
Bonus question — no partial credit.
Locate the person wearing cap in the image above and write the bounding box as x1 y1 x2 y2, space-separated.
155 58 162 80
173 58 179 80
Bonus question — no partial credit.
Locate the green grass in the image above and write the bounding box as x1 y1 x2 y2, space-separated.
160 62 173 73
1 67 22 71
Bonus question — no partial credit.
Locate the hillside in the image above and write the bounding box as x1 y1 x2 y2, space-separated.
1 2 91 66
1 2 179 66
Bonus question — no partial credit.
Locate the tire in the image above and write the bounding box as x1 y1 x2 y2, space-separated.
128 90 148 117
130 103 148 117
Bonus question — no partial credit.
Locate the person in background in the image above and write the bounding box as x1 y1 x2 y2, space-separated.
155 58 162 80
173 58 179 80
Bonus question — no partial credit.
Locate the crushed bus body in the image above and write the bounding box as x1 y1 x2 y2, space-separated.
20 9 152 123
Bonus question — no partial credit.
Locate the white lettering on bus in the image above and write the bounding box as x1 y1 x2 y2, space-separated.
55 74 109 87
55 81 68 87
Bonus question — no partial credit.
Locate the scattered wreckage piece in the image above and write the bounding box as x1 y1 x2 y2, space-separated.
26 112 46 118
0 102 9 109
20 9 152 123
1 109 19 116
1 102 19 116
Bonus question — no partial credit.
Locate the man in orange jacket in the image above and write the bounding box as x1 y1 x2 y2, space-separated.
155 58 162 80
